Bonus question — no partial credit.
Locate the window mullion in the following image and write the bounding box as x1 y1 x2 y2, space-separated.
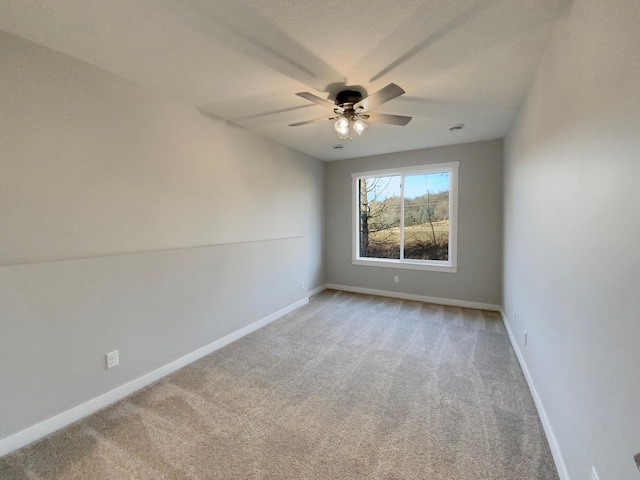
400 176 405 261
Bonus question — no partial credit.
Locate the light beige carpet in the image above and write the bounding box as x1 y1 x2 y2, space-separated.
0 290 558 479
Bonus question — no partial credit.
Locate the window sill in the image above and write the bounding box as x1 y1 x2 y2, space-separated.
352 258 458 273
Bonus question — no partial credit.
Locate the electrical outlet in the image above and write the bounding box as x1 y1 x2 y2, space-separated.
590 466 599 480
523 331 528 347
300 281 305 291
512 310 517 324
394 276 399 283
106 350 119 369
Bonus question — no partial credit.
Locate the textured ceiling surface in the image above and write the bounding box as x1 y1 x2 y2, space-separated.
0 0 570 160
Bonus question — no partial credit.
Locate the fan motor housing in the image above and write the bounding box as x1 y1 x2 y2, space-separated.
335 90 363 107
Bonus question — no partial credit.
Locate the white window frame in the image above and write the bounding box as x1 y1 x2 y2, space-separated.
351 162 458 273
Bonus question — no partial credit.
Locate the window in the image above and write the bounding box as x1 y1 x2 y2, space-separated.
352 162 458 272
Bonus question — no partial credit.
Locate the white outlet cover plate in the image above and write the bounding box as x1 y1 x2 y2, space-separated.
106 350 119 369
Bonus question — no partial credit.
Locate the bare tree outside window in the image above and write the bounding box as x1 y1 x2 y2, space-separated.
359 175 401 259
403 173 449 261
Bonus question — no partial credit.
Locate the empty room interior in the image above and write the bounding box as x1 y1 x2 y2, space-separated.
1 0 639 479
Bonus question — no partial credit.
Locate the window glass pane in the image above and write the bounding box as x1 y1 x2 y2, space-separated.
403 172 450 261
359 175 401 259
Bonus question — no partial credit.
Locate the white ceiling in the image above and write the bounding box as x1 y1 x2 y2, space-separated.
0 0 570 161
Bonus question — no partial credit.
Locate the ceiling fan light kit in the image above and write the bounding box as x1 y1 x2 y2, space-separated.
333 116 368 140
290 83 412 140
352 118 368 136
334 116 351 139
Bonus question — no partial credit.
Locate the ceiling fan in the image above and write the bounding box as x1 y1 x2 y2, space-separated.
289 83 412 140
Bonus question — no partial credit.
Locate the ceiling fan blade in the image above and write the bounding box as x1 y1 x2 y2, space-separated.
365 113 412 126
288 116 336 127
353 83 406 112
295 92 339 110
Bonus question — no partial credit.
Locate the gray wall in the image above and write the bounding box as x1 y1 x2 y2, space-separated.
325 140 503 306
503 0 640 478
0 32 325 440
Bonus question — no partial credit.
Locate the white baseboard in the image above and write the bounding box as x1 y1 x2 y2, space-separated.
0 297 309 458
308 284 328 296
499 309 570 480
325 283 501 311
